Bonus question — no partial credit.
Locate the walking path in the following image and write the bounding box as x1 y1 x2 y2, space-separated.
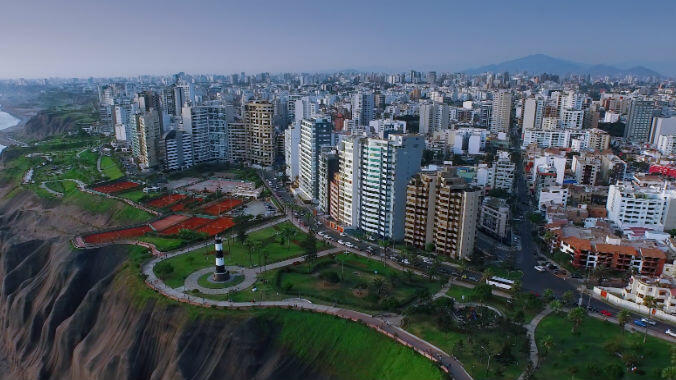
516 306 552 380
142 256 472 380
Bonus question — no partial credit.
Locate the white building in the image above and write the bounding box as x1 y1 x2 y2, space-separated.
284 123 301 181
538 186 569 211
298 117 333 202
491 90 512 133
522 96 544 130
606 183 676 231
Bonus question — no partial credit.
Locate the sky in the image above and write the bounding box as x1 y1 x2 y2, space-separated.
1 0 675 78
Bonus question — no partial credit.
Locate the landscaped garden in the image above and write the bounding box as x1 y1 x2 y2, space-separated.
206 252 443 312
446 283 544 323
535 312 673 380
404 298 530 380
154 221 323 288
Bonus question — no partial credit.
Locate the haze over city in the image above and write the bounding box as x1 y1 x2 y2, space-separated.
2 0 676 78
1 1 676 380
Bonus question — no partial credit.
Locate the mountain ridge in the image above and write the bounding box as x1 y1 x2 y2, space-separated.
464 54 663 77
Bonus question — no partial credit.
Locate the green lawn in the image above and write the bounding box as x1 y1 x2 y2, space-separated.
535 313 672 380
118 189 147 202
272 310 443 380
156 222 323 288
138 235 185 251
100 155 124 180
197 272 245 289
405 307 529 380
60 180 152 225
214 252 442 312
121 246 444 380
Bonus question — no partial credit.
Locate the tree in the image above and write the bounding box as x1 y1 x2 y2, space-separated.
280 226 295 249
617 310 630 333
303 234 318 271
540 335 554 358
237 225 248 244
643 295 658 342
567 307 586 334
543 288 555 302
549 300 562 314
562 290 574 306
473 283 493 302
372 278 386 298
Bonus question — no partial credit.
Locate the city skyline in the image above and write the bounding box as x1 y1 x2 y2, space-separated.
1 0 675 78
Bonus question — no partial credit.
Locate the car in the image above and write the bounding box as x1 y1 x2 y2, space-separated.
600 310 613 317
340 232 346 237
640 318 657 326
401 259 410 265
338 240 345 245
633 319 647 327
534 266 546 272
666 329 676 338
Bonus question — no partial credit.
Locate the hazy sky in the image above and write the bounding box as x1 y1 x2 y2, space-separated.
1 0 675 78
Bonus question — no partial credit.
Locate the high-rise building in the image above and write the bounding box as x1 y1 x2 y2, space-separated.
135 109 162 169
419 102 449 134
490 90 512 133
433 170 480 260
227 122 247 163
337 136 363 228
284 123 301 181
182 103 233 164
624 99 655 142
318 148 339 213
163 130 194 170
587 128 611 151
352 92 374 127
298 116 333 202
244 100 275 167
404 168 479 260
358 134 424 240
522 96 544 130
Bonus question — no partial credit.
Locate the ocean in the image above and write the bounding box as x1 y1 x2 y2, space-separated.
0 106 21 154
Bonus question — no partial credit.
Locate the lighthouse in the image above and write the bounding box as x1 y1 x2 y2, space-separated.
213 236 230 281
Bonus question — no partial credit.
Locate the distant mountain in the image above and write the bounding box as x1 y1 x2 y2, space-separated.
465 54 663 78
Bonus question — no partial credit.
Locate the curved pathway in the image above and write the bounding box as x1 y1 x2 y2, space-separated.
142 256 471 380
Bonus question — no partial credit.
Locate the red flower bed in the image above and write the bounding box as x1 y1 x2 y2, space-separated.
201 199 243 216
92 181 140 194
146 194 188 208
83 225 151 244
161 217 212 235
197 217 236 236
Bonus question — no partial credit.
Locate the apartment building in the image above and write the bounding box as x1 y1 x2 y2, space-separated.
623 275 676 314
298 116 333 201
606 183 676 231
404 168 479 260
572 154 601 186
244 100 275 167
479 196 510 239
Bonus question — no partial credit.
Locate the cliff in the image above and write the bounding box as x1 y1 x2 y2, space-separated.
0 187 443 380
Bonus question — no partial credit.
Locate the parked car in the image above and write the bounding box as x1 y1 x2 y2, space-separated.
600 310 613 317
338 240 345 245
633 319 647 328
640 318 657 326
534 265 546 272
666 329 676 338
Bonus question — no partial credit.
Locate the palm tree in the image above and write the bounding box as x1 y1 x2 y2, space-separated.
540 335 554 358
280 226 294 249
617 310 630 333
549 300 562 314
643 296 658 343
372 278 386 298
567 307 586 334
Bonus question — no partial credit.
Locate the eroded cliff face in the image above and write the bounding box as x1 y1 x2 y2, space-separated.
0 189 331 380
